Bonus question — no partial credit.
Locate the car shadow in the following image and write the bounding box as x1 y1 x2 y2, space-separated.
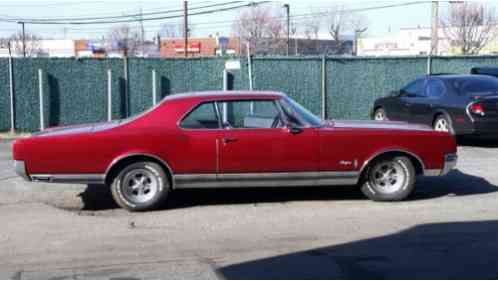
457 136 498 148
217 220 498 279
77 169 498 211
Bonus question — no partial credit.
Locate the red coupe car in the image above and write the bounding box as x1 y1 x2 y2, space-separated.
13 91 457 211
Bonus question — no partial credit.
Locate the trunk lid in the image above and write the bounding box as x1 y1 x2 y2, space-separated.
33 121 121 137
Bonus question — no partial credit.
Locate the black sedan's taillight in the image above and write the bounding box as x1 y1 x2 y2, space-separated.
469 103 485 116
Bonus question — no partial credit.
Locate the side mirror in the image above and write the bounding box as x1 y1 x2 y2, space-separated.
390 90 401 97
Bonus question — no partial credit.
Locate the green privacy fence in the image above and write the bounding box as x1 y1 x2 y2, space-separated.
1 55 497 132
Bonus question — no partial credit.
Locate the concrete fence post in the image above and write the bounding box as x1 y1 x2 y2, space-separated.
8 56 15 133
152 69 157 106
38 69 45 131
246 42 253 90
426 54 432 75
223 69 228 91
123 55 129 117
107 69 112 121
321 55 327 120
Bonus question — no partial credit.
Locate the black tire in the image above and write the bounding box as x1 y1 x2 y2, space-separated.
433 114 455 135
360 156 416 201
110 161 170 211
373 107 387 121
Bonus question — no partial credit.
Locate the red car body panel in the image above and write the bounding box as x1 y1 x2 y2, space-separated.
12 91 457 187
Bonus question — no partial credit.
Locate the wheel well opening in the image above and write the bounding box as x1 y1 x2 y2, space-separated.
372 106 383 117
433 113 444 126
105 155 173 187
361 151 424 179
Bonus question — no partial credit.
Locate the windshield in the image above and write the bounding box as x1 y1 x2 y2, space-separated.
280 97 322 127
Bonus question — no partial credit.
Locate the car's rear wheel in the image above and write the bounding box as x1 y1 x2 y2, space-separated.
433 115 454 135
110 161 170 211
360 156 415 201
373 108 387 121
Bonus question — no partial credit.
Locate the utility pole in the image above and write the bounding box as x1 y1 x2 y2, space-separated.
430 1 439 55
183 0 188 58
18 21 26 57
139 7 145 56
354 28 367 56
283 4 290 56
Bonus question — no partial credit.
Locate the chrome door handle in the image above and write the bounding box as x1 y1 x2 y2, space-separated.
222 137 237 144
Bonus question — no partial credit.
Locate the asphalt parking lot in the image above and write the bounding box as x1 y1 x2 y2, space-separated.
1 139 498 279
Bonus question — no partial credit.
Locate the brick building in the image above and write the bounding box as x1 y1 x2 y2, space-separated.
160 37 240 58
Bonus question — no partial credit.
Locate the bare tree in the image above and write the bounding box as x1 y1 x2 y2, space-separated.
107 24 140 56
232 4 286 55
303 13 321 40
159 23 181 38
327 7 368 55
441 2 496 55
9 31 42 57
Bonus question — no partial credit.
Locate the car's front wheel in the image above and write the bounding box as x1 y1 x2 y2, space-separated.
110 161 170 211
360 156 415 201
373 108 387 121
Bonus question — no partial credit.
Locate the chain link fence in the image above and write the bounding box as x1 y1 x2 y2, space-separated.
0 55 495 132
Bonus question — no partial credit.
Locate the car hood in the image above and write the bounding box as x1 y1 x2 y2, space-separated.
32 121 121 137
328 120 433 131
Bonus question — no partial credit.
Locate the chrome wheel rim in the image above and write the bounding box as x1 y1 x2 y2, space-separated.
374 110 385 121
370 161 406 193
434 118 449 132
122 169 158 204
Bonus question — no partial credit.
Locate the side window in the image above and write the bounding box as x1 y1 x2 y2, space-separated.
219 100 282 129
400 79 424 97
427 79 445 98
180 102 220 129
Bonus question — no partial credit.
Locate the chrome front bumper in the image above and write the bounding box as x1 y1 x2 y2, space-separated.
14 160 31 181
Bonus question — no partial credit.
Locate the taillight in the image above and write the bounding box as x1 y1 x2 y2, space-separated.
469 103 485 116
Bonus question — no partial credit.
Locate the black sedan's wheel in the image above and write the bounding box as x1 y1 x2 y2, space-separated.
111 162 170 211
361 156 415 201
433 115 454 135
373 108 387 121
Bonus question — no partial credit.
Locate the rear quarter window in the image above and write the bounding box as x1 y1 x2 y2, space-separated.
180 102 220 129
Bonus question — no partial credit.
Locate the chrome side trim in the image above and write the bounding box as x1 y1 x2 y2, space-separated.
424 169 442 177
174 171 359 189
14 160 31 181
104 153 175 188
360 149 426 176
30 174 105 184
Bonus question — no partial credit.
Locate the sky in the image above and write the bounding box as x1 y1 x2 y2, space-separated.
0 0 490 41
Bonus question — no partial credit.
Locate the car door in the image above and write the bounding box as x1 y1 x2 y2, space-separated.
176 101 222 174
408 78 445 126
398 78 425 122
217 99 318 173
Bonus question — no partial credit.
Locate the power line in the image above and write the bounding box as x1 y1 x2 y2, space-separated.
0 1 268 25
0 1 243 22
0 1 433 39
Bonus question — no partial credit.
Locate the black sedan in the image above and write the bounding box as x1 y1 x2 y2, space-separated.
372 74 498 136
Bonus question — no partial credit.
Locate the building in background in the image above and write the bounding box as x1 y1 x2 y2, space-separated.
160 36 240 58
358 26 498 56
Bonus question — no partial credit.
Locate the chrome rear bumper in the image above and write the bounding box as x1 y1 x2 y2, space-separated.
425 153 457 176
14 160 31 181
441 153 458 176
